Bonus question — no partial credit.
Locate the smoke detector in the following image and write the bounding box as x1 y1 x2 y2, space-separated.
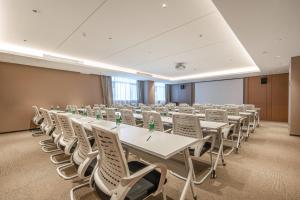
175 62 186 71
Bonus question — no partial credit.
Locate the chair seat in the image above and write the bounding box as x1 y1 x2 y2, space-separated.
189 142 211 156
94 161 166 200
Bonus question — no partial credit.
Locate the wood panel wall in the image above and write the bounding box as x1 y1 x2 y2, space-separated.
244 73 288 122
289 56 300 136
0 62 104 133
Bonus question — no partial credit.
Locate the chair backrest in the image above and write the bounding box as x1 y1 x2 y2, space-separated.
179 103 189 107
105 108 116 122
192 104 203 110
155 106 167 113
205 109 228 123
86 106 94 117
92 125 130 194
120 109 136 126
141 106 152 112
244 104 255 110
142 111 164 131
198 105 214 114
52 113 63 136
237 105 246 112
32 106 42 124
172 114 203 139
40 108 54 127
178 106 195 114
71 119 92 160
226 106 239 116
57 113 75 142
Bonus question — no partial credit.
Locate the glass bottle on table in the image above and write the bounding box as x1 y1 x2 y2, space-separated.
95 110 101 120
116 113 122 127
148 116 155 132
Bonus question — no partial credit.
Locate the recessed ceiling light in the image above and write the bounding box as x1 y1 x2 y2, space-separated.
82 32 87 37
108 37 112 40
199 34 203 38
32 9 40 13
162 3 167 8
23 39 27 42
262 51 268 55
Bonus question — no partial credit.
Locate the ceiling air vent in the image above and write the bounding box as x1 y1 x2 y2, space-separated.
175 62 186 71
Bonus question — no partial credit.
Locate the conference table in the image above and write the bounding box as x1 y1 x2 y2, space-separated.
67 114 226 200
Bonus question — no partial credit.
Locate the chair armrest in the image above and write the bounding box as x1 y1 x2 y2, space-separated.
136 123 143 127
87 150 99 158
111 163 167 200
163 128 172 133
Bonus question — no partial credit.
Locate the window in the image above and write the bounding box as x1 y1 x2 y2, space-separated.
112 77 137 104
155 82 166 104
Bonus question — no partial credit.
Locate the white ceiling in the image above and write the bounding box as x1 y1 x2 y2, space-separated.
0 0 297 82
212 0 300 75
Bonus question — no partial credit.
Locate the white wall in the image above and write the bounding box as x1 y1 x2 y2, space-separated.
195 79 244 104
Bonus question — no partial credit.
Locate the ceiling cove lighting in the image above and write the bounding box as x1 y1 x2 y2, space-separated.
0 42 259 81
170 66 260 81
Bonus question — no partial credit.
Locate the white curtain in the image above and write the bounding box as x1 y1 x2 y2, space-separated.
155 82 166 104
112 77 138 105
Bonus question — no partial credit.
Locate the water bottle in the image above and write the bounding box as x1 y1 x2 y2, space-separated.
116 113 122 126
148 116 155 132
95 110 101 120
84 110 87 116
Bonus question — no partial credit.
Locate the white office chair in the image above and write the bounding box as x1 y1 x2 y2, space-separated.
57 119 97 180
38 108 56 148
50 113 77 165
120 109 136 126
85 125 168 200
31 105 44 136
172 113 213 184
105 108 116 122
205 109 236 156
178 106 195 114
225 106 244 152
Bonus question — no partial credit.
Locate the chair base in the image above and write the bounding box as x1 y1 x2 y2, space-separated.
70 180 90 200
41 145 61 153
50 152 70 165
57 162 78 180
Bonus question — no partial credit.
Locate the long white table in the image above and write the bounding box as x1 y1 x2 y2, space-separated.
69 115 200 200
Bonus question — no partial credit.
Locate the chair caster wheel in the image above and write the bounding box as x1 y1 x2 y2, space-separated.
193 195 197 200
211 170 216 179
235 148 239 153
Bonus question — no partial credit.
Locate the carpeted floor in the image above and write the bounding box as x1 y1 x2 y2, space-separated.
1 121 300 200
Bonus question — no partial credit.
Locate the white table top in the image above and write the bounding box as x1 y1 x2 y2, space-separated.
73 117 200 160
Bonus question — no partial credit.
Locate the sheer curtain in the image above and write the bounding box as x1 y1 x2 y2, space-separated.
155 82 166 104
112 77 138 105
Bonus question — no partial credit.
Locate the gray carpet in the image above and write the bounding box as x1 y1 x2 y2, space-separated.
1 122 300 200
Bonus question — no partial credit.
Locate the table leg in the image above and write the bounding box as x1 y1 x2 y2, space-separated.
180 149 197 200
211 128 225 178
